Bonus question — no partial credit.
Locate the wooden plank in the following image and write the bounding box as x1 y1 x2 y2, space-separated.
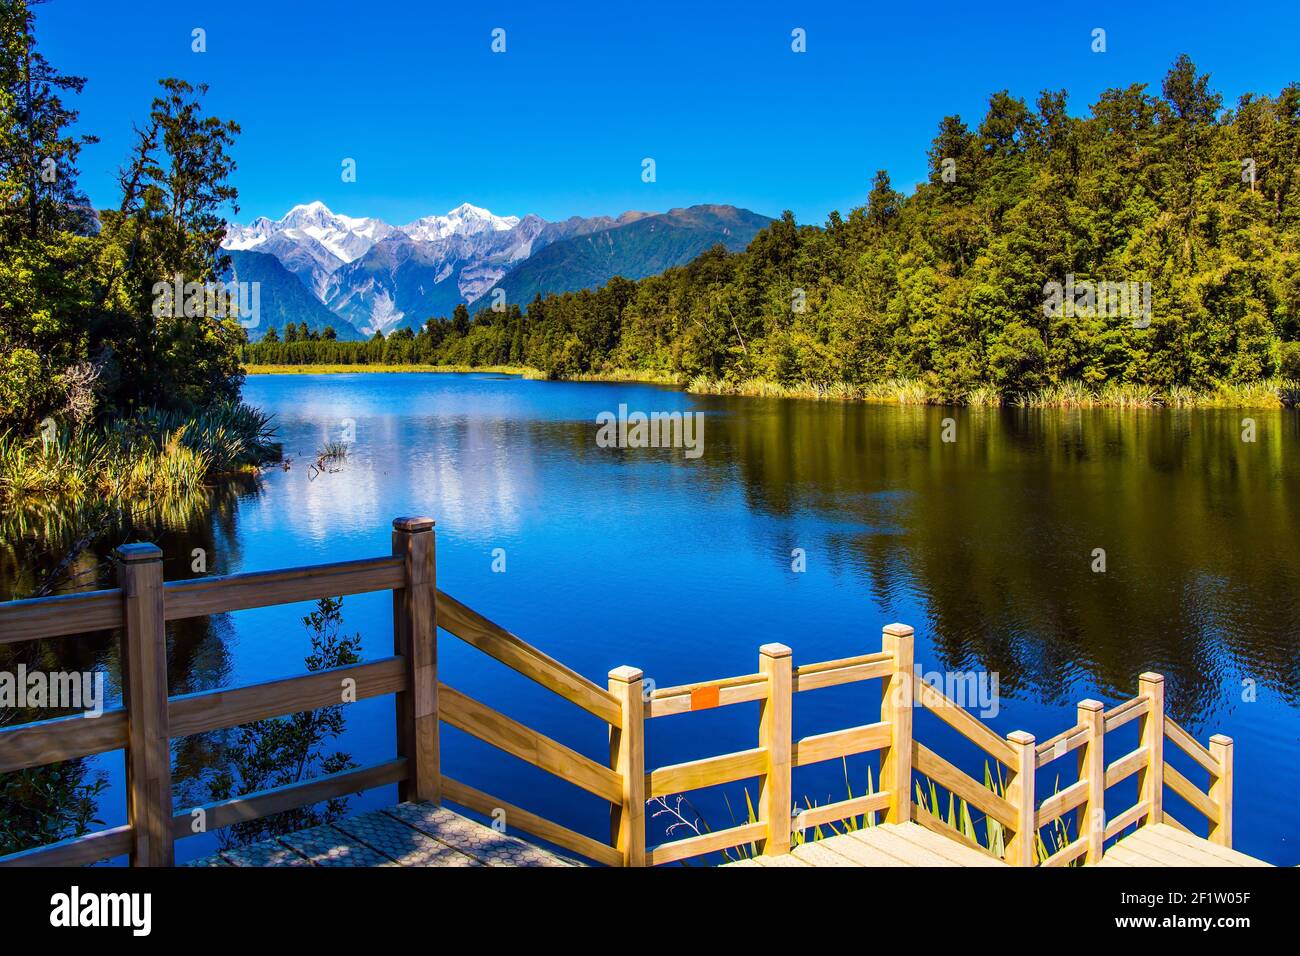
910 806 1003 861
608 666 646 866
1034 725 1088 767
647 821 765 866
916 680 1017 767
1104 745 1148 788
792 653 893 693
646 673 766 718
793 791 891 832
888 821 1006 867
1103 695 1149 732
758 644 792 856
1208 735 1233 848
1035 777 1088 828
172 759 406 839
117 543 173 868
164 556 404 620
436 589 619 725
1147 822 1268 867
646 747 767 798
1103 801 1150 840
1164 717 1221 776
0 588 122 645
792 721 891 767
1164 763 1220 824
880 624 914 824
816 832 910 866
1126 826 1229 867
913 741 1019 828
0 707 128 773
1040 838 1088 868
790 841 860 867
441 774 621 867
392 518 439 803
0 824 133 868
439 683 621 803
849 826 953 866
168 657 406 737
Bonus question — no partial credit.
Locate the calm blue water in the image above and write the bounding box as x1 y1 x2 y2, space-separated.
70 373 1300 864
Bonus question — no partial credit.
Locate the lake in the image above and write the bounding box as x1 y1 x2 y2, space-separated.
9 372 1299 864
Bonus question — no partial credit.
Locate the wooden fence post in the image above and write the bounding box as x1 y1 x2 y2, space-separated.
393 517 439 804
879 623 914 825
608 666 646 866
1207 734 1233 848
1076 699 1106 864
116 543 173 867
1137 672 1164 826
1005 730 1037 866
758 643 792 856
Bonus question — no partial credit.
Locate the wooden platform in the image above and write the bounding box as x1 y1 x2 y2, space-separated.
1097 824 1271 867
724 822 1006 867
184 802 578 867
724 821 1272 868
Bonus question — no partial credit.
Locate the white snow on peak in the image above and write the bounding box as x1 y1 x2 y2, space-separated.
400 203 521 242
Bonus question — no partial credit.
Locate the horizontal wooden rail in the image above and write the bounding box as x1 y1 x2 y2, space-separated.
1034 778 1088 829
792 652 893 693
173 759 407 839
792 722 890 767
1103 696 1148 732
0 707 128 773
169 657 407 738
646 747 767 799
439 683 621 803
0 587 123 645
913 740 1018 828
164 557 404 620
1041 838 1089 868
793 791 891 831
442 774 622 867
1104 746 1148 788
646 673 767 718
436 590 620 725
646 821 765 866
0 824 133 868
1164 717 1221 776
915 680 1017 766
1034 724 1087 767
1103 801 1150 840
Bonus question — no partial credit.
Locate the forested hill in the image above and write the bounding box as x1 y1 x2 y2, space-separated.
247 56 1300 402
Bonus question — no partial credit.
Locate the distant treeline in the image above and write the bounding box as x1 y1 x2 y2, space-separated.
248 56 1300 400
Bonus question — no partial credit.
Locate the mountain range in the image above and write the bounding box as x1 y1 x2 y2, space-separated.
223 201 770 340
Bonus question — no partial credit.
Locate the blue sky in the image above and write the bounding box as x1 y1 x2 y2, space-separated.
39 0 1300 226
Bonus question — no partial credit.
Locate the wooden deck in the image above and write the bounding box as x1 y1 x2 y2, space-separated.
184 802 576 867
725 822 1006 867
1098 824 1270 867
0 515 1277 869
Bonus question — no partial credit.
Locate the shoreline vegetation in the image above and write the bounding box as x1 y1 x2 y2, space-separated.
242 360 1299 409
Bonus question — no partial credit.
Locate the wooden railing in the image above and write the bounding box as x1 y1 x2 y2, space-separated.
0 520 1235 867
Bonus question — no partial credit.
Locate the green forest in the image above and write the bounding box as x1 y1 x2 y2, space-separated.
247 55 1300 405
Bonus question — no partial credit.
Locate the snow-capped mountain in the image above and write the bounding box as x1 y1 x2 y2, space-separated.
400 202 520 243
224 200 770 338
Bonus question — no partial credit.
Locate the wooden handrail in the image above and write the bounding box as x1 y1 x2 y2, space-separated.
437 589 620 725
0 526 1240 868
0 587 123 644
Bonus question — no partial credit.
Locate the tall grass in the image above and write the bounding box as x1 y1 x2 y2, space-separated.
0 403 277 505
688 374 1296 409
